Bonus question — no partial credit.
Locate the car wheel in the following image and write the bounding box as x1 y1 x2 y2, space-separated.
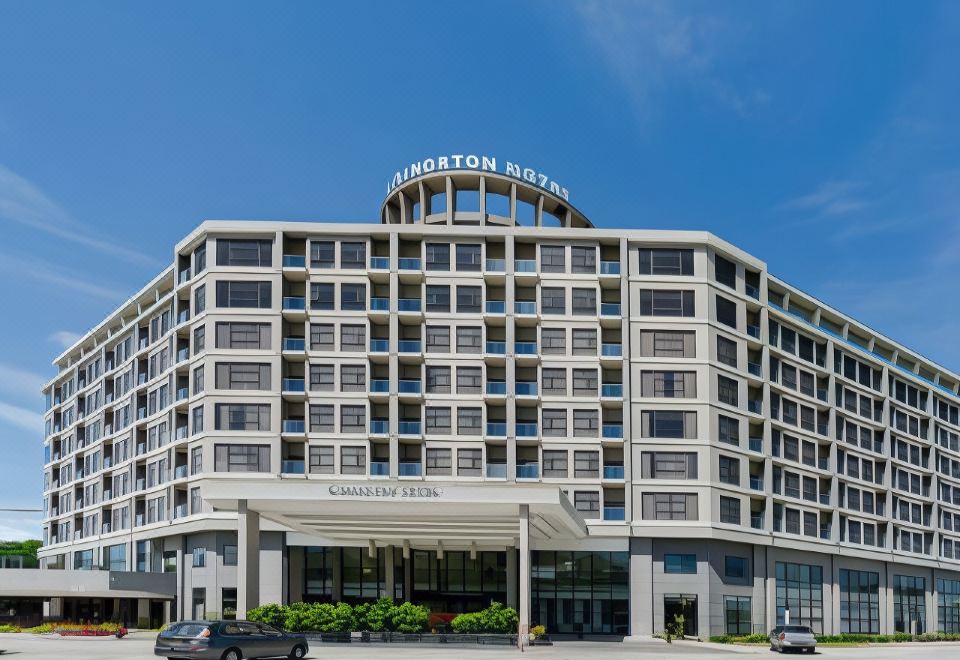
289 644 307 659
221 649 243 660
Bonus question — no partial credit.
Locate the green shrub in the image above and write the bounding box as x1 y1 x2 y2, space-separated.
451 602 518 634
354 597 393 632
388 601 430 633
0 624 21 633
282 602 314 632
246 603 288 628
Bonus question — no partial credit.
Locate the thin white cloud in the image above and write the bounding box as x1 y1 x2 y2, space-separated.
48 330 82 349
0 512 42 542
779 180 868 216
0 363 49 401
0 164 162 268
0 401 43 432
0 252 122 302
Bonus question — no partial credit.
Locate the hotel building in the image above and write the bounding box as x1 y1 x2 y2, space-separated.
34 160 960 637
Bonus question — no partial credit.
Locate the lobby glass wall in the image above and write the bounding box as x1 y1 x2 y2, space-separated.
531 551 629 635
413 550 506 613
893 575 926 634
939 578 960 633
724 596 751 635
775 562 823 633
304 546 387 603
839 569 879 634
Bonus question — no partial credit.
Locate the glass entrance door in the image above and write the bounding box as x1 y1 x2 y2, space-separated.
664 594 698 637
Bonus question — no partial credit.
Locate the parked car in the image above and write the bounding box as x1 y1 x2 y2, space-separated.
155 620 308 660
769 625 817 653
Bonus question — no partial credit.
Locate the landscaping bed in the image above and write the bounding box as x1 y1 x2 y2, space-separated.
709 631 960 646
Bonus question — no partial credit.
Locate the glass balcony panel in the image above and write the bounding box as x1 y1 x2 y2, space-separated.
486 381 507 395
370 419 389 434
485 301 506 314
516 382 538 396
398 340 421 353
283 337 305 351
514 260 536 273
485 258 505 272
486 463 507 479
749 437 763 452
370 297 390 311
398 257 422 270
398 421 422 435
600 261 621 275
602 384 623 398
516 423 538 437
282 419 305 434
602 424 624 439
398 298 422 312
282 378 305 392
745 284 760 299
485 341 506 354
486 422 507 437
398 379 422 394
283 297 306 310
398 462 422 477
516 464 539 479
282 460 305 474
370 339 389 352
282 255 306 268
370 256 390 270
603 465 625 479
514 301 537 315
370 379 390 393
600 303 621 316
603 506 626 521
601 344 623 357
515 342 538 355
370 461 389 476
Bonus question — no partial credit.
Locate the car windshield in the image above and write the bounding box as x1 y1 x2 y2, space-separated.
784 626 812 633
161 623 209 638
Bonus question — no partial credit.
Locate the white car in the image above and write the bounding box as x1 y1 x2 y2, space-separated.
769 625 817 653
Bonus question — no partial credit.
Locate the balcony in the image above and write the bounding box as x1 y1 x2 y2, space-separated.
516 464 539 479
516 423 538 437
602 424 624 439
283 337 306 351
136 478 145 491
101 522 112 534
485 341 506 355
819 493 830 505
601 344 623 357
514 301 537 315
176 387 188 401
370 339 389 353
398 379 422 395
282 419 305 434
817 423 828 436
398 420 422 436
748 399 763 414
485 258 505 273
174 465 188 480
178 268 192 284
603 506 626 521
514 259 536 273
600 303 621 317
283 296 306 310
398 298 422 313
485 300 506 314
282 460 305 474
175 426 188 440
745 283 760 300
749 437 763 452
600 261 621 275
751 513 764 529
748 362 762 377
370 297 390 312
515 342 538 355
516 381 538 396
282 378 306 393
486 463 507 479
486 381 507 396
816 388 828 402
750 476 764 491
747 324 761 339
135 514 144 527
369 379 390 393
602 383 623 398
603 465 625 480
137 442 147 455
398 340 422 353
486 422 507 437
398 257 422 271
370 256 390 270
398 462 422 477
370 419 389 435
370 461 389 476
282 255 306 268
177 347 189 362
173 504 188 519
177 310 190 325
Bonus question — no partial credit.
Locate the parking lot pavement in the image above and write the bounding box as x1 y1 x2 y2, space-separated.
2 633 960 660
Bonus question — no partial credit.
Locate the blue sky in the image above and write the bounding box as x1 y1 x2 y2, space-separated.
1 1 959 539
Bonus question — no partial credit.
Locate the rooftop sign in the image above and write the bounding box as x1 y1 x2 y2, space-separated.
387 154 570 202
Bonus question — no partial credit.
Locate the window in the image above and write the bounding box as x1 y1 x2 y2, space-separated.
457 448 482 476
215 363 271 390
542 450 568 477
573 450 599 478
194 325 206 353
192 546 206 567
426 366 451 393
190 487 201 514
938 578 960 633
340 365 366 392
542 409 567 436
642 493 698 520
540 245 565 272
725 596 751 635
725 556 747 579
310 283 335 310
572 369 598 396
573 409 598 437
340 406 367 433
310 241 335 268
572 329 597 355
542 328 566 354
641 371 696 398
216 239 272 267
223 544 237 566
341 446 366 474
309 405 334 432
641 452 697 479
542 369 567 395
840 569 879 634
775 562 824 633
719 496 740 524
638 290 695 316
664 554 696 574
573 491 600 517
425 407 452 434
191 446 203 474
715 254 737 289
194 243 207 273
456 327 482 353
540 287 566 314
340 283 366 310
456 286 482 313
216 281 271 308
719 455 740 486
716 296 738 329
571 288 597 315
215 322 271 350
193 366 205 393
642 410 697 439
214 404 270 431
457 408 482 435
718 375 739 406
213 444 270 472
309 364 334 391
456 244 482 271
426 285 450 312
639 330 695 357
718 415 739 445
194 284 206 313
426 326 450 352
309 446 334 474
340 242 366 269
426 448 452 475
340 325 366 351
455 367 482 394
571 246 597 273
310 323 334 350
717 336 738 368
638 248 694 275
426 243 450 271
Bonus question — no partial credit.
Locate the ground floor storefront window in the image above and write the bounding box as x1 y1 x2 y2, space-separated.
663 594 697 636
839 569 879 634
893 575 925 634
775 562 823 634
531 550 629 635
413 550 506 613
939 578 960 633
724 596 751 635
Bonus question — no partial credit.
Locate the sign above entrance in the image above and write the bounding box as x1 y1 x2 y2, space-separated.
328 484 444 499
386 154 570 202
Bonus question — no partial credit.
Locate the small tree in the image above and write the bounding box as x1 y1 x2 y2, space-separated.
388 602 430 633
246 603 287 628
665 613 685 643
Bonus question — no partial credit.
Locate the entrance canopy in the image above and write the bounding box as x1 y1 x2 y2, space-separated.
200 477 586 547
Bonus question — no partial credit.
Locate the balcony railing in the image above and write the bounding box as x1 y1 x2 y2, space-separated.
602 384 623 398
369 256 389 270
177 310 190 325
819 493 830 505
600 303 621 316
178 268 192 284
485 300 506 314
370 297 389 311
370 461 389 476
282 255 306 268
174 465 188 479
514 301 537 315
748 399 763 414
750 476 764 491
516 464 539 479
176 388 188 401
514 259 536 273
745 283 760 299
398 379 422 394
370 419 389 434
600 261 621 275
283 337 306 351
486 422 507 437
516 382 538 396
282 378 306 393
398 421 422 435
398 462 422 477
602 424 624 439
173 504 188 519
485 258 505 272
370 379 390 393
751 513 764 529
398 257 422 270
398 340 422 353
749 437 763 452
398 298 421 312
515 342 538 355
282 460 305 474
175 426 188 440
816 388 828 402
516 423 538 437
485 341 506 355
603 506 626 521
601 344 623 357
486 463 507 479
282 419 305 434
748 362 762 377
283 296 306 310
603 465 625 479
747 324 761 339
370 339 389 353
486 381 507 395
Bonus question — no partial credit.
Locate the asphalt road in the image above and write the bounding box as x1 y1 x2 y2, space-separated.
2 633 960 660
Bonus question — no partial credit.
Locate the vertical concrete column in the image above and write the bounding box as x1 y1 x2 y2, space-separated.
137 598 150 628
506 548 518 608
628 537 653 637
288 545 305 604
519 505 530 641
237 500 260 617
385 546 395 599
332 548 343 602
